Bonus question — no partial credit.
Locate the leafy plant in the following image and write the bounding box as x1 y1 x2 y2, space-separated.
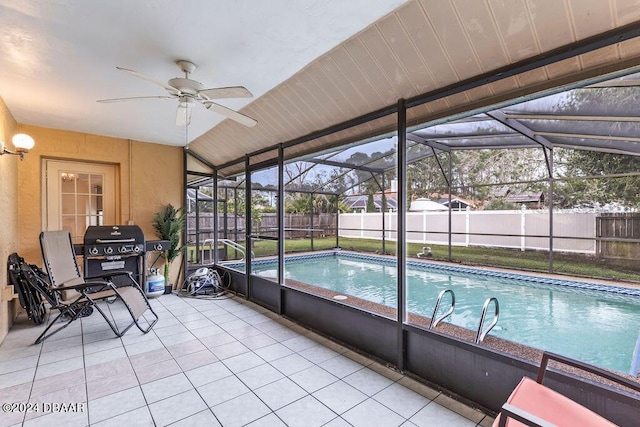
366 193 376 212
152 204 185 287
483 199 518 211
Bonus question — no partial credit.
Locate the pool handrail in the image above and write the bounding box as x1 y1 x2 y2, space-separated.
430 289 455 329
631 330 640 376
202 238 255 262
475 297 499 344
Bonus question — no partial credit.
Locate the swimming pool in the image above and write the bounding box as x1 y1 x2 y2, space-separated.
229 252 640 373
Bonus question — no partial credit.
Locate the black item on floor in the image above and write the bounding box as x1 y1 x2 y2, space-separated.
7 253 48 325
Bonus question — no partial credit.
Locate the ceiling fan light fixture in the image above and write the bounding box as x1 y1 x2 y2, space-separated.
176 99 193 127
178 96 194 107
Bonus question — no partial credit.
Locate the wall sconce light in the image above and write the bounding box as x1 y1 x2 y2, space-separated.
0 133 35 161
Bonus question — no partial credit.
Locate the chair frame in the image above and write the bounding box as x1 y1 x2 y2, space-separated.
497 351 640 427
37 231 159 344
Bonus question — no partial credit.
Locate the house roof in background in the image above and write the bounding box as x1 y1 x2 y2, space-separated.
506 192 545 203
343 194 398 211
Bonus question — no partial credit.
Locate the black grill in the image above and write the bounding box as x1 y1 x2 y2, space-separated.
84 225 145 257
81 225 170 287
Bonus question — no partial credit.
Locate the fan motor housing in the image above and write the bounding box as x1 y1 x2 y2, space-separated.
168 77 203 95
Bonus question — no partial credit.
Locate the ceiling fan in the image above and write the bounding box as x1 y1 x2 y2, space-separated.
97 60 257 127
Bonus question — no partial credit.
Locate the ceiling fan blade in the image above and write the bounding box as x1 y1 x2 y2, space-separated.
204 101 257 127
199 86 253 99
97 95 175 103
116 67 180 95
176 104 192 126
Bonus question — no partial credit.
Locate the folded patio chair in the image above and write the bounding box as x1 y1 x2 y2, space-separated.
36 230 158 344
7 252 47 325
494 351 640 427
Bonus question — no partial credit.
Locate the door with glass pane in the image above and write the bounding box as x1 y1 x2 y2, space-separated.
44 160 117 243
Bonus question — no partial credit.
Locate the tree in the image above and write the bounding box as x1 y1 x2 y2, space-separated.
558 150 640 208
407 151 448 200
284 163 315 192
405 144 547 205
285 193 332 215
484 199 518 210
333 195 352 213
366 193 376 212
551 86 640 208
344 149 395 194
285 193 312 214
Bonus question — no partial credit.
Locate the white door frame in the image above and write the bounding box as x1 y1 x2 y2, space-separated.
42 159 119 241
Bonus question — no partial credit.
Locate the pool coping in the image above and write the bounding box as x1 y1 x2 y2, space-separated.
223 250 640 298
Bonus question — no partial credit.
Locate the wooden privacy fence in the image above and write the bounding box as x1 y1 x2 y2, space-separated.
597 213 640 261
186 214 245 243
259 213 337 238
187 213 337 242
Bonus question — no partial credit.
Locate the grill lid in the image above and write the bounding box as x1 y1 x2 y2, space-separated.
84 225 145 245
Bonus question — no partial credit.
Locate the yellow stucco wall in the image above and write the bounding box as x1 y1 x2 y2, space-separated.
16 125 183 277
0 98 19 343
0 101 183 346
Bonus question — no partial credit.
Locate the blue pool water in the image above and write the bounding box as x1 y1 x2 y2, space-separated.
234 252 640 373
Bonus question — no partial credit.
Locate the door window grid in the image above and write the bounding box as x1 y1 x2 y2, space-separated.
60 171 104 243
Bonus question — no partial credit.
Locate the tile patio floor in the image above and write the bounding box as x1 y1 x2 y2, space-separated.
0 293 494 426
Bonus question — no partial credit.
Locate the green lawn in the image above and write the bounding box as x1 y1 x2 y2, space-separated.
238 237 639 283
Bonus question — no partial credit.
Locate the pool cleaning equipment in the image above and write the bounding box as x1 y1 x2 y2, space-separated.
180 267 226 297
417 246 433 258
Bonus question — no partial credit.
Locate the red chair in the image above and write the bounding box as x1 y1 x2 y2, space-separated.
494 352 640 427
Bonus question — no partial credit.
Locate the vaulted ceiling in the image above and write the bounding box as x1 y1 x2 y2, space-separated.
190 0 640 176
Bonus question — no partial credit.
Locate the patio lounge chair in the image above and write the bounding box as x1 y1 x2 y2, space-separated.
494 351 640 426
36 230 158 344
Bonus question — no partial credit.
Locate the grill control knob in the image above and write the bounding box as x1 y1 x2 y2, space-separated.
155 243 163 251
89 247 99 256
133 246 141 253
119 246 127 253
104 246 114 255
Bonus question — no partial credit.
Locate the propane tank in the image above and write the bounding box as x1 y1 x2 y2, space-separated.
146 268 165 297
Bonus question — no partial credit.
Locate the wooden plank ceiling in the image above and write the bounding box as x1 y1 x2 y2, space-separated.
189 0 640 177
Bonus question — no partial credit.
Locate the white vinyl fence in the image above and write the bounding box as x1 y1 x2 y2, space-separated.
339 209 597 254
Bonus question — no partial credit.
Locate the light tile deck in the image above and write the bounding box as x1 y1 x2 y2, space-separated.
0 294 494 426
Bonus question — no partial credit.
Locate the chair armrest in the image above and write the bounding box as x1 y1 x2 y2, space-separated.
84 271 134 281
498 403 557 427
57 281 115 292
538 352 640 393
